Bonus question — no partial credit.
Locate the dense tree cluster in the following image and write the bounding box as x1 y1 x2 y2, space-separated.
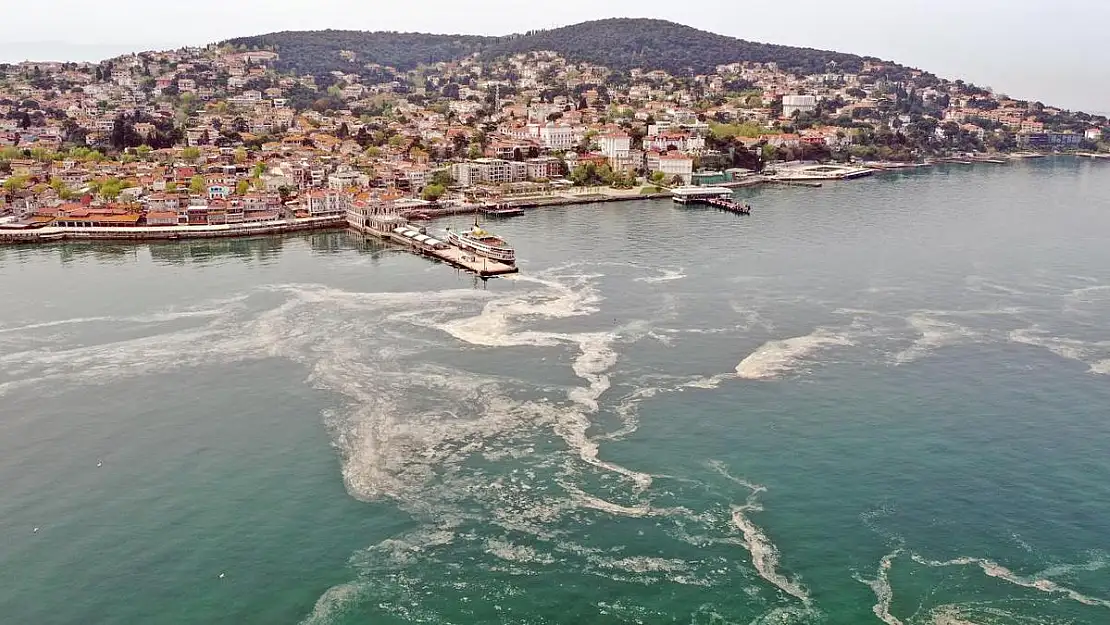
224 31 495 76
481 19 876 75
224 19 881 80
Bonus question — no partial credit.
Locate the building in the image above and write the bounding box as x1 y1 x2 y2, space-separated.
782 95 818 118
655 152 694 185
539 123 576 150
305 190 351 216
525 156 564 180
452 159 528 186
145 211 178 226
1016 132 1083 149
598 132 631 160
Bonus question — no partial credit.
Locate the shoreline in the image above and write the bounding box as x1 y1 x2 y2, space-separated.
0 154 1095 246
0 215 346 244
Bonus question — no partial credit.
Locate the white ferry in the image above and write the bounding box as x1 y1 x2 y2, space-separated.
445 219 516 264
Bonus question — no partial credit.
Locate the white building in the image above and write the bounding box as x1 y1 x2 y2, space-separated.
452 159 528 186
306 190 350 216
656 153 694 185
782 95 818 118
539 123 576 150
598 132 631 160
327 169 367 190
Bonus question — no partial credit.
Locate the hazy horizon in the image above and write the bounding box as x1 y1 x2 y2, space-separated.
1 0 1107 113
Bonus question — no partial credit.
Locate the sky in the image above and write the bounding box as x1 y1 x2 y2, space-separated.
1 0 1107 113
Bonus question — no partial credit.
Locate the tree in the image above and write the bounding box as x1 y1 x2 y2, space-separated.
650 171 666 184
234 147 248 164
421 183 446 201
235 180 250 195
430 169 455 187
2 174 28 196
182 146 201 162
189 175 206 194
100 178 124 200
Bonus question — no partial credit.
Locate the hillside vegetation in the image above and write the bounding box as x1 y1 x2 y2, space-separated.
225 18 884 79
482 19 876 75
225 30 495 76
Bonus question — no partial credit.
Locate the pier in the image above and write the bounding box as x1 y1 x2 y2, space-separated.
478 204 526 217
351 214 517 278
671 186 752 214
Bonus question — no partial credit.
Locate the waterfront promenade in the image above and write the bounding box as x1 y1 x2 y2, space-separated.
0 215 346 244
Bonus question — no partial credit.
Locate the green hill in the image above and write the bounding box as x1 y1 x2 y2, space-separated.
224 30 495 77
482 18 876 75
225 18 884 80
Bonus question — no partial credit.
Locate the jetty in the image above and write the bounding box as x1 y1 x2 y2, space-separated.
350 213 517 278
769 179 823 188
478 203 526 217
769 163 875 181
671 186 752 214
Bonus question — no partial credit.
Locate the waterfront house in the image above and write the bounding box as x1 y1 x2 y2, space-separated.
145 211 178 226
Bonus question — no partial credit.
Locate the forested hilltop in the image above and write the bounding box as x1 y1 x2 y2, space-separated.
224 31 495 78
225 18 889 79
481 19 879 75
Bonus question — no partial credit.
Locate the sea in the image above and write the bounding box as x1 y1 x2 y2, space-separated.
2 158 1109 625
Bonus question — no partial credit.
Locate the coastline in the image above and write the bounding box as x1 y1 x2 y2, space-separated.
0 153 1094 246
0 215 346 244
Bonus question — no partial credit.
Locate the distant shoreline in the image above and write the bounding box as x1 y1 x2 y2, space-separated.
3 155 1100 246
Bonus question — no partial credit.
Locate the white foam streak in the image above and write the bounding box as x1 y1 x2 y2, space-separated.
736 329 853 380
1009 327 1110 375
856 550 904 625
911 553 1110 608
635 268 687 283
299 582 366 625
687 328 853 388
711 461 809 605
892 314 976 364
730 503 809 604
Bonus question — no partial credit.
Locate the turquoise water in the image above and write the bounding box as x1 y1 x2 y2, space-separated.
2 158 1109 624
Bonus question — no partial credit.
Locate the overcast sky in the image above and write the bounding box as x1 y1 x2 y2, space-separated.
1 0 1106 112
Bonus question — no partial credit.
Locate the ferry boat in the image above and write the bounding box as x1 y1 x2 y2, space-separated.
445 219 516 264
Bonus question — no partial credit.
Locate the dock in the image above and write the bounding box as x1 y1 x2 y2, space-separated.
769 179 823 188
350 213 517 277
671 186 752 214
479 204 526 217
